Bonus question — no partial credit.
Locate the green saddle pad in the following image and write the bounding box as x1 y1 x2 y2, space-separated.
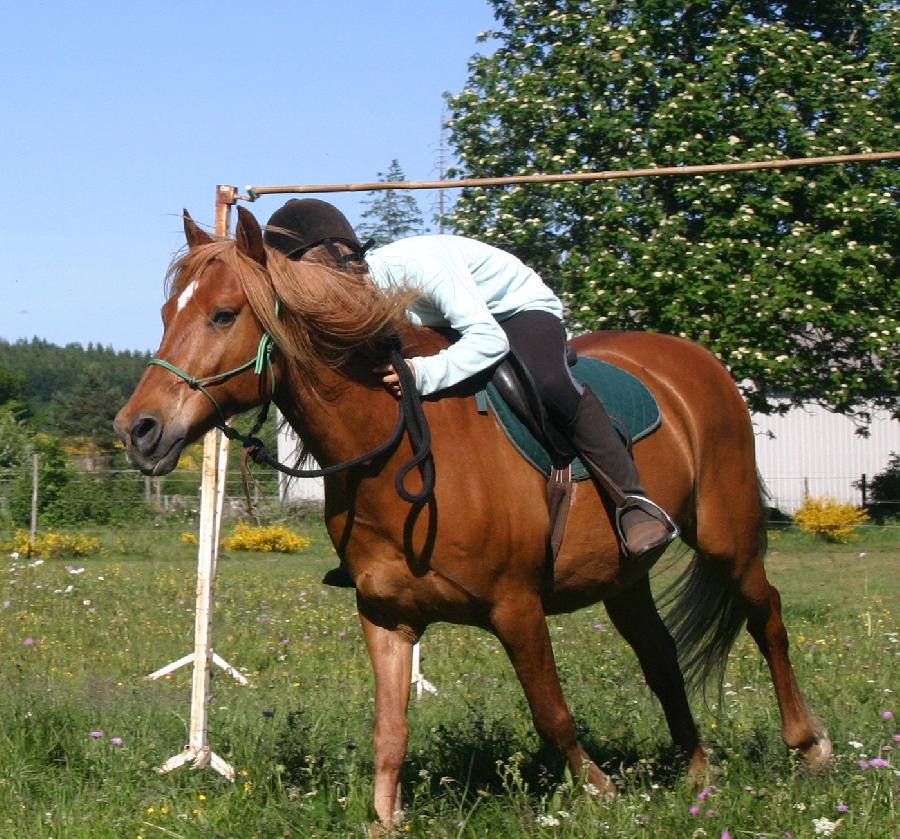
480 356 661 481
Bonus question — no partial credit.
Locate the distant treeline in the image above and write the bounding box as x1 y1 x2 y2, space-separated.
0 337 149 425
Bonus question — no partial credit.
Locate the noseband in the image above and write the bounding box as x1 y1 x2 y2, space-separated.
148 331 277 429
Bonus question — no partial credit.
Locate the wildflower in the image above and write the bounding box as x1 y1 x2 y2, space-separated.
690 805 701 815
90 730 104 739
23 637 35 646
812 817 838 835
869 758 890 768
882 710 894 720
197 794 207 802
858 759 870 769
111 737 123 746
836 803 849 813
536 814 560 827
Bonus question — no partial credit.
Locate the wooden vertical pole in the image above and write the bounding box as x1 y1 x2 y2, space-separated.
29 453 39 547
152 186 246 780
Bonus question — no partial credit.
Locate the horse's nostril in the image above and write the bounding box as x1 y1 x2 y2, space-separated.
131 415 162 454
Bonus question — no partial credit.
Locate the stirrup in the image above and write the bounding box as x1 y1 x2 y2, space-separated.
614 494 680 549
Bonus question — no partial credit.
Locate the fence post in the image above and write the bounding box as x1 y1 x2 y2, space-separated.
860 473 867 507
30 453 39 547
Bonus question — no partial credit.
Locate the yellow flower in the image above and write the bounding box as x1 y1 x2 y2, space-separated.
197 793 207 802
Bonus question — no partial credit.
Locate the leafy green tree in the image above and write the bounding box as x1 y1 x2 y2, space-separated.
356 159 426 247
0 407 33 469
8 434 68 526
446 0 899 422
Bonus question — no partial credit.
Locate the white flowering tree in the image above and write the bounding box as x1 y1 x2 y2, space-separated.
446 0 898 422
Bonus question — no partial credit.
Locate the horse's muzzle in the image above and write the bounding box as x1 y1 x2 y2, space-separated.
114 411 186 476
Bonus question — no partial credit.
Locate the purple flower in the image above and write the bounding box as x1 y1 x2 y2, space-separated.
706 809 717 818
110 737 123 746
721 833 732 839
836 803 849 813
689 805 700 816
744 785 754 792
869 758 890 768
256 614 269 624
22 637 35 647
882 710 894 721
89 730 104 739
858 759 870 770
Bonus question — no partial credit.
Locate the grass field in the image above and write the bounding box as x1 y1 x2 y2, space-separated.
0 515 897 838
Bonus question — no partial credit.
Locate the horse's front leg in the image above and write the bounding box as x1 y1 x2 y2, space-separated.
357 600 414 829
491 594 616 796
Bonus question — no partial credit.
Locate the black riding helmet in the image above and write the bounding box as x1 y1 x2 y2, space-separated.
264 198 369 263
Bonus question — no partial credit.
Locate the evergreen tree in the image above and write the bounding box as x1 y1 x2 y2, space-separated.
46 363 125 452
446 0 898 422
356 159 426 247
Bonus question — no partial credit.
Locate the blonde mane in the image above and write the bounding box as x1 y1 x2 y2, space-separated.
165 239 415 395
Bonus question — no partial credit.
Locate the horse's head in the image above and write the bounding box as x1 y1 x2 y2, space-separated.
115 207 276 475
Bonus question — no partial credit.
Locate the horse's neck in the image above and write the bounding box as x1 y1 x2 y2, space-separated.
275 359 399 468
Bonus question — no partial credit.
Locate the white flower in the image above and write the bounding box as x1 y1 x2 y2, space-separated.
536 814 560 827
813 816 838 835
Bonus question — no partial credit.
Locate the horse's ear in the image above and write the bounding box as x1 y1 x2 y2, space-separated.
235 206 267 267
183 210 214 248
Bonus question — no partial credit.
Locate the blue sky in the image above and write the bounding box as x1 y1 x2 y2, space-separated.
0 1 497 352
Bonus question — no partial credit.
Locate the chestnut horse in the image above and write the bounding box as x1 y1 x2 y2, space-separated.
115 207 830 828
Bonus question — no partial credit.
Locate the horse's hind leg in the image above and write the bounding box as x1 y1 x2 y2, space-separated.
491 593 616 795
691 482 831 769
604 576 707 783
736 557 832 768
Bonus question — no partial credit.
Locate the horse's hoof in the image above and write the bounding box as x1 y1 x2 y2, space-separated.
584 768 617 798
686 751 711 787
801 736 833 772
368 819 399 837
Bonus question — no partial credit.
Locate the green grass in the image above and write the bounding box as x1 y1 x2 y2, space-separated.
0 518 897 837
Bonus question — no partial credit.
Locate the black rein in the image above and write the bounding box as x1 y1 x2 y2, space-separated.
227 347 435 506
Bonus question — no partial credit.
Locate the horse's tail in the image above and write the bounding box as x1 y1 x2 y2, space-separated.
660 472 770 701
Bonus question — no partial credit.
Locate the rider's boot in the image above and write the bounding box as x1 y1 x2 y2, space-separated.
564 386 678 562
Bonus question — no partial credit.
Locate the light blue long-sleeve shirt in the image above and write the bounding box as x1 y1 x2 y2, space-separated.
365 234 563 395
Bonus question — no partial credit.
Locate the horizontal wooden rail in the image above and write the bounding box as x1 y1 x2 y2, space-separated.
242 151 900 201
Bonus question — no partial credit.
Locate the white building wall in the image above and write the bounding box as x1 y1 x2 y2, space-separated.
752 405 898 514
276 415 325 502
277 407 898 514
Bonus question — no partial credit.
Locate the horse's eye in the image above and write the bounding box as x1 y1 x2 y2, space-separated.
212 309 236 326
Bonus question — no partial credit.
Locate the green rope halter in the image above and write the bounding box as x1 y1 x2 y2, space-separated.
147 331 277 433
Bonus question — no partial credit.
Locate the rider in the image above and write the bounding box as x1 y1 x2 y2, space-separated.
264 198 677 563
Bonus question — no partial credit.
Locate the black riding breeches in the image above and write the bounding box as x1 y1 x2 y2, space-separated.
499 309 583 426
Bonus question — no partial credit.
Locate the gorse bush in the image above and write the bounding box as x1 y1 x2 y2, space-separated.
2 528 102 558
222 520 310 553
794 495 870 543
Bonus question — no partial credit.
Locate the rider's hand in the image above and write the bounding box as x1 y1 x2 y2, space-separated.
374 359 416 398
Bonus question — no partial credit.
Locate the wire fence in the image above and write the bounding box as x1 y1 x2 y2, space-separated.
1 462 897 540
